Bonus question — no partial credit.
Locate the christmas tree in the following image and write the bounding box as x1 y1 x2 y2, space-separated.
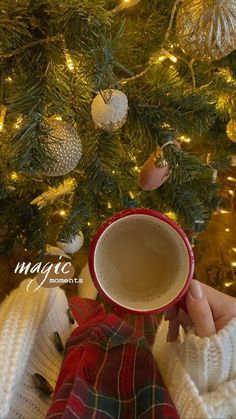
0 0 236 269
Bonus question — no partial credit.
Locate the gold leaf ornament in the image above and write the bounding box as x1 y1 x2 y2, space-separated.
176 0 236 62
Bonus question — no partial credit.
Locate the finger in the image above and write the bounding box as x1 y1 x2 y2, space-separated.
186 280 216 338
179 307 193 330
167 316 180 342
199 282 236 325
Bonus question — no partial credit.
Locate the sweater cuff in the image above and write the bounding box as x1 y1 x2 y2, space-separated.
179 317 236 393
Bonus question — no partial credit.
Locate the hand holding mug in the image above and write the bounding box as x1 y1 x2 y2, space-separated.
165 280 236 341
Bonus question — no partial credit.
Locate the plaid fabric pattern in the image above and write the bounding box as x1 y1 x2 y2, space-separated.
46 297 179 419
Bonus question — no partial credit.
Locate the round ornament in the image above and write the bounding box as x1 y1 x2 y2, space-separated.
91 89 128 131
227 119 236 143
41 119 82 177
56 231 84 254
139 147 170 191
176 0 236 62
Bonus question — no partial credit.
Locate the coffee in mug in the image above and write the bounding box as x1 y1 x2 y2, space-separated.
89 209 194 314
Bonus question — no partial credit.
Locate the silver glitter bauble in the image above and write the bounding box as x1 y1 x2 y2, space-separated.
41 119 82 177
176 0 236 62
91 89 128 132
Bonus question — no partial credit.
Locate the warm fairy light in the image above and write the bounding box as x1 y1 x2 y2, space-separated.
225 228 230 232
227 176 236 182
220 210 230 214
14 116 23 129
65 51 74 72
107 201 112 209
112 170 116 174
134 165 140 172
10 172 18 180
5 76 12 83
224 281 234 288
232 248 236 252
54 115 63 121
87 221 91 226
229 189 235 196
165 211 177 221
179 135 191 143
129 191 135 199
152 49 177 65
59 210 66 217
0 105 7 131
231 262 236 267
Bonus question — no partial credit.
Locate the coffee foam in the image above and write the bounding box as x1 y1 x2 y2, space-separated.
94 214 189 311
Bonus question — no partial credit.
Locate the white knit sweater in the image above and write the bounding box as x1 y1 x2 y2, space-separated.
152 318 236 418
0 280 236 419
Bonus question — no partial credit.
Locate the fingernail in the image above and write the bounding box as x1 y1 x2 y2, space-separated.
190 281 203 300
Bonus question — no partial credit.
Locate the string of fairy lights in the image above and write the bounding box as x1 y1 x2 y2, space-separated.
0 0 236 286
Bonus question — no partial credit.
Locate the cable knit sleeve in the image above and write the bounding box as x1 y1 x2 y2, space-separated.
179 317 236 393
152 317 236 418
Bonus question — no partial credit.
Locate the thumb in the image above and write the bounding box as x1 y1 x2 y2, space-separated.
186 280 216 338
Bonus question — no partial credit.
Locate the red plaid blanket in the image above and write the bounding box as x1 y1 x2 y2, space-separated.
46 297 179 419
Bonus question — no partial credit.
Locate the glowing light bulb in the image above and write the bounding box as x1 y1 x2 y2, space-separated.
231 262 236 267
14 116 23 129
220 210 230 214
229 190 235 196
59 210 66 217
225 228 230 232
134 165 140 172
65 51 74 72
10 172 18 180
0 105 7 131
232 248 236 253
107 202 112 209
128 191 135 199
165 211 177 221
227 177 236 182
87 221 91 226
224 281 234 288
54 115 62 121
5 76 12 83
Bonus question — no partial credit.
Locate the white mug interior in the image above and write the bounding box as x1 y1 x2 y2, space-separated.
94 214 190 312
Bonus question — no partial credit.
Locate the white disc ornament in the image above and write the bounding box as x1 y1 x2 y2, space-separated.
41 118 82 176
176 0 236 62
91 89 128 131
227 120 236 143
56 231 84 254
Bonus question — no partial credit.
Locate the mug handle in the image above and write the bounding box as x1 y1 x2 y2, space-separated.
178 296 187 313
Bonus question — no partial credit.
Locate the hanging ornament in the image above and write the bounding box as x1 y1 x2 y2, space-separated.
139 152 170 191
41 118 82 177
91 89 128 132
139 141 181 191
227 119 236 143
176 0 236 62
56 231 84 254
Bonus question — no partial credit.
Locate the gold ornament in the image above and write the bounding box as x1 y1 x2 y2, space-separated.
41 119 82 177
176 0 236 62
227 119 236 143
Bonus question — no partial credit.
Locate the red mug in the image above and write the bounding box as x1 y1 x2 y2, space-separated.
89 208 194 314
